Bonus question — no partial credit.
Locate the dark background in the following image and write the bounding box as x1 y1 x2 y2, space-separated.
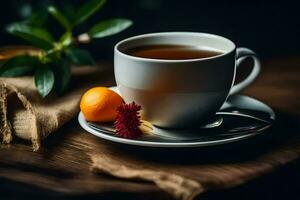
0 0 299 61
0 1 300 200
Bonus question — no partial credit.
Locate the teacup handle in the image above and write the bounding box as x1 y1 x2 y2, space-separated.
229 47 261 95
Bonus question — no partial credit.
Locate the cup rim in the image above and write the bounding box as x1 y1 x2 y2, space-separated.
114 32 236 63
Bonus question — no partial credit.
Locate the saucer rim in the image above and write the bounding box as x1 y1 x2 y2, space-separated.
78 112 270 148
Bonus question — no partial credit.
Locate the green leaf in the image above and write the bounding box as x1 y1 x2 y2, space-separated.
65 48 96 66
6 23 55 50
74 0 106 25
59 31 72 47
48 6 72 30
34 65 55 97
0 55 38 77
53 60 71 94
88 19 133 38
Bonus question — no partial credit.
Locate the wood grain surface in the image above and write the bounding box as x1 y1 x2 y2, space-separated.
1 56 300 200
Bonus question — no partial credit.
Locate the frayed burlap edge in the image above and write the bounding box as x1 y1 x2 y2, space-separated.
89 143 300 200
0 80 40 151
90 154 204 200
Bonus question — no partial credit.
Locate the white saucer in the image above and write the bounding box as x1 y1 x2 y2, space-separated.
78 87 275 148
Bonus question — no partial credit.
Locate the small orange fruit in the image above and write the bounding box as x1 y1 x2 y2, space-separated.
80 87 123 122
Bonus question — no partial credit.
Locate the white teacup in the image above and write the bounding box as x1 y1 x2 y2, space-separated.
114 32 261 128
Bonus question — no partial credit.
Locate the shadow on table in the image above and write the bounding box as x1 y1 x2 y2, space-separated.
106 110 300 165
0 177 166 200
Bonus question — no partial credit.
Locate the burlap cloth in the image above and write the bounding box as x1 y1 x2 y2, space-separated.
89 125 300 200
1 66 300 200
0 67 110 151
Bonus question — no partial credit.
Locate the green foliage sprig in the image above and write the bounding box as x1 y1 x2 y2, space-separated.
1 0 132 97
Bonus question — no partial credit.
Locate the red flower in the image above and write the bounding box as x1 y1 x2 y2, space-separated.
114 102 143 139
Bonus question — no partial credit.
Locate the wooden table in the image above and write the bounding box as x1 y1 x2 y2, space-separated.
1 56 300 200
